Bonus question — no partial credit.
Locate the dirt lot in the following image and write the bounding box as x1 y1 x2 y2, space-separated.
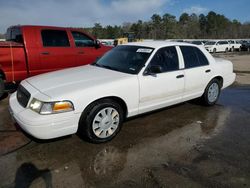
0 53 250 188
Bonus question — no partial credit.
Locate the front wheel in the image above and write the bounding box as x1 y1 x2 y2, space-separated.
201 79 221 106
78 99 124 143
0 78 5 98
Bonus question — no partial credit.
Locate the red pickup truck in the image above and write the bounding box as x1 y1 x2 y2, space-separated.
0 25 112 97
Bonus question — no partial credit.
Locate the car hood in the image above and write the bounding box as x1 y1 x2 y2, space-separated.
26 65 131 98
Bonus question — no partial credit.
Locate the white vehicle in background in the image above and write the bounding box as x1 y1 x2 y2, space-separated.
9 42 235 143
205 40 230 53
228 40 242 51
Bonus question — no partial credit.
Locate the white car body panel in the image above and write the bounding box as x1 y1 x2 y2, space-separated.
9 41 236 139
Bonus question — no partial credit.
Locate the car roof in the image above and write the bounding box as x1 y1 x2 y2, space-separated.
121 41 197 49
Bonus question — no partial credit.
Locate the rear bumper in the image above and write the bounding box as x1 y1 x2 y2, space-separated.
9 92 81 139
222 73 236 89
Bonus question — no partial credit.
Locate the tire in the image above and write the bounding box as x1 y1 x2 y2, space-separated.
225 48 228 53
0 78 5 98
78 99 124 143
248 47 250 52
213 48 216 53
231 46 234 52
201 79 221 106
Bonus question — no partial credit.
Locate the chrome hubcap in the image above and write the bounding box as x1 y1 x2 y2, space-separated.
208 83 219 103
92 107 119 138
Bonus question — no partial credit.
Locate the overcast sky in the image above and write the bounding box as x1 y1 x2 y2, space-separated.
0 0 249 33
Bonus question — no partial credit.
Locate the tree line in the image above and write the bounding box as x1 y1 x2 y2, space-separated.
0 11 249 40
84 11 250 40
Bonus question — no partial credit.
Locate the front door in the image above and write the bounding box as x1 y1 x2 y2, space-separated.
139 46 185 114
70 31 102 66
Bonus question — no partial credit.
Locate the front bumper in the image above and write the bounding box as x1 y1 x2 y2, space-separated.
9 92 81 139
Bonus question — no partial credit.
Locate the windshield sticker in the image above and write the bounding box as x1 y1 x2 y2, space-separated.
136 48 153 53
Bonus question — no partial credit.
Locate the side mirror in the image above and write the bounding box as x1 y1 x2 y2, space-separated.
94 40 101 49
144 65 163 76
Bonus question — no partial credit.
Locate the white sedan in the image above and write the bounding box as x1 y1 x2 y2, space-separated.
9 42 236 143
205 40 230 53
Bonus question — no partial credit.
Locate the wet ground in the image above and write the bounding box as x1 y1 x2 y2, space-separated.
0 85 250 188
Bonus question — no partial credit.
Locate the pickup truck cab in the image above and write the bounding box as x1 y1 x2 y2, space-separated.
0 25 112 97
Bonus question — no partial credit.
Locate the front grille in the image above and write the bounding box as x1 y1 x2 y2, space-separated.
17 85 31 108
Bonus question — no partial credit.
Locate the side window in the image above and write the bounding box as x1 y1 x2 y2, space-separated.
195 48 209 66
149 46 179 72
41 30 70 47
180 46 208 68
71 31 95 47
180 46 199 68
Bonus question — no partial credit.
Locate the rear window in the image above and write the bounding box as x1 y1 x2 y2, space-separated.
41 30 70 47
6 27 23 43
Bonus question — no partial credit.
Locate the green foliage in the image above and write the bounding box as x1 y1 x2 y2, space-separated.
84 11 250 39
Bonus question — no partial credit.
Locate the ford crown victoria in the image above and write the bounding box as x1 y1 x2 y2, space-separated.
9 42 236 143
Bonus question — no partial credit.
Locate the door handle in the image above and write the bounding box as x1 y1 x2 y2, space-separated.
41 52 50 55
205 69 211 73
176 75 184 79
78 51 84 54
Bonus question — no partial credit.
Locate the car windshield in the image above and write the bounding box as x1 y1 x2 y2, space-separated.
205 41 216 45
93 45 154 74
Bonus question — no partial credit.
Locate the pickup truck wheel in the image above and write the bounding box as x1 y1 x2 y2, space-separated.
225 48 228 53
0 78 5 98
213 48 216 53
78 99 124 143
231 46 234 52
201 79 221 106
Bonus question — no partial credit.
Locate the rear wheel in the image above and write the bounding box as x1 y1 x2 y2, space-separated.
231 46 234 52
225 48 228 53
78 99 124 143
213 48 216 53
0 78 5 98
201 79 221 106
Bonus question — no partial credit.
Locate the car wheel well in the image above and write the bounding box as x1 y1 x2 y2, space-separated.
84 96 128 119
212 76 223 88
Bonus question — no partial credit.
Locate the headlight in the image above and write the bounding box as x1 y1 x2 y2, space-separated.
29 98 74 115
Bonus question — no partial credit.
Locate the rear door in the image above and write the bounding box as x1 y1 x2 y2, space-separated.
180 46 211 101
70 31 104 66
139 46 185 113
39 29 77 73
